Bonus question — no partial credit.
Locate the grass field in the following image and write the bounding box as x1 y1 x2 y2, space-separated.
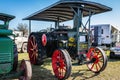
18 53 120 80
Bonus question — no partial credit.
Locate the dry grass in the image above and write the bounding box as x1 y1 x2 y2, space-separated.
17 52 120 80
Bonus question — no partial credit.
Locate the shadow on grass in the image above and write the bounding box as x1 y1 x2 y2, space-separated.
18 58 101 80
71 68 100 80
108 56 120 62
31 58 58 80
31 65 56 80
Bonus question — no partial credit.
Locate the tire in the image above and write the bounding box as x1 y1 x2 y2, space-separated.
106 44 110 47
52 49 71 80
12 44 18 71
19 59 32 80
86 47 107 73
27 32 45 65
21 42 27 53
109 52 115 59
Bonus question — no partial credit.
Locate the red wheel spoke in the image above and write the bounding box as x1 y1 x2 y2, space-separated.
60 68 63 77
30 48 34 51
96 51 100 56
57 51 61 61
61 68 65 77
99 57 103 62
36 50 38 53
91 63 95 70
62 68 64 77
62 67 66 71
97 62 101 69
33 43 36 48
54 67 59 73
33 53 37 61
59 68 62 77
99 60 103 63
59 52 62 61
33 37 36 45
30 40 34 46
98 55 103 59
31 53 34 58
96 64 98 71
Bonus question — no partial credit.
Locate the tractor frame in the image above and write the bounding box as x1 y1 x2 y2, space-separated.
24 0 112 79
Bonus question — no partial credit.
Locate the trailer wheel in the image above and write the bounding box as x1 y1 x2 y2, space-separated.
21 42 27 53
12 44 18 71
27 33 43 65
86 47 107 73
19 60 32 80
52 49 71 80
109 52 115 59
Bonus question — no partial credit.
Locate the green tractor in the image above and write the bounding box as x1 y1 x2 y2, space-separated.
25 0 112 80
0 13 32 80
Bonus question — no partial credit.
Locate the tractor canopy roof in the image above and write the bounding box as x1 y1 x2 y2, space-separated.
23 0 112 22
0 13 15 21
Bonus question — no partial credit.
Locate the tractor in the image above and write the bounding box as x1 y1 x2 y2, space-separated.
0 13 32 80
24 0 112 80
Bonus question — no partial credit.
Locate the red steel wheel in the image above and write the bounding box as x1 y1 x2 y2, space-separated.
27 34 38 64
52 49 71 80
86 47 107 73
19 60 32 80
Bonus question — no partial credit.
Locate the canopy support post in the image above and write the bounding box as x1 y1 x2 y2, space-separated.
29 20 31 35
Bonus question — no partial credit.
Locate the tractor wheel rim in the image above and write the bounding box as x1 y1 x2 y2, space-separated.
42 34 47 46
28 35 38 64
87 48 104 72
52 50 66 79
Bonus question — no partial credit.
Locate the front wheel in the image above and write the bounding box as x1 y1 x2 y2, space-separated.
86 47 107 73
19 60 32 80
52 49 71 80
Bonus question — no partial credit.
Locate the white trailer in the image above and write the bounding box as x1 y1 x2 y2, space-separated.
13 31 28 53
90 24 120 47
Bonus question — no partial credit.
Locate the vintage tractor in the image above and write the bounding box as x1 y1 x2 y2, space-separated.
0 13 32 80
24 0 112 80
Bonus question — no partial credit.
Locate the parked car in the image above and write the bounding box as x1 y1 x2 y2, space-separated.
110 42 120 58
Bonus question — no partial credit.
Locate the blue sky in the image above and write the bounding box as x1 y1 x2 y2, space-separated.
0 0 120 31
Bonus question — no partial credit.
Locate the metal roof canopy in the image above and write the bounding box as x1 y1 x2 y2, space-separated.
24 0 112 53
0 13 15 21
23 0 112 22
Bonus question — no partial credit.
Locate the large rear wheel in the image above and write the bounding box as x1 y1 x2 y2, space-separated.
86 47 107 73
27 33 44 65
52 49 71 80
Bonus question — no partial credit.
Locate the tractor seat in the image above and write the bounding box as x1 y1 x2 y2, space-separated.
0 29 12 35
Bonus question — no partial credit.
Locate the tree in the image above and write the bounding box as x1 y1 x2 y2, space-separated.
16 23 28 36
